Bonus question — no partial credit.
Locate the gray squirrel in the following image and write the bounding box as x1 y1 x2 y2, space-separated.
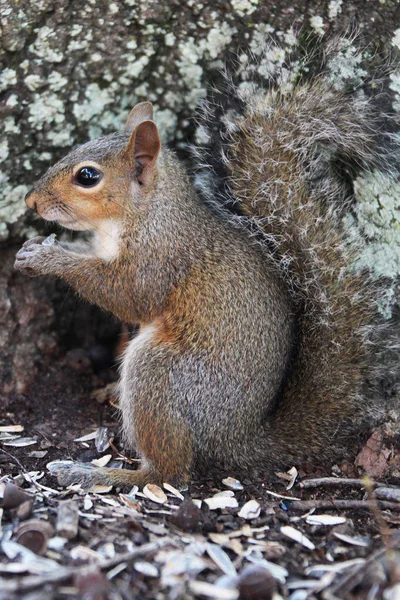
15 35 398 488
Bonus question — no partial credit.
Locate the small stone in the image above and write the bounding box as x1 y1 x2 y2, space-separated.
237 565 276 600
169 496 201 532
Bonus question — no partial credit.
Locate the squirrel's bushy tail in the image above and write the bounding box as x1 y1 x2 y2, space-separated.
195 35 399 462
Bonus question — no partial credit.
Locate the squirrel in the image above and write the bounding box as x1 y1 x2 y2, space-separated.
14 36 397 490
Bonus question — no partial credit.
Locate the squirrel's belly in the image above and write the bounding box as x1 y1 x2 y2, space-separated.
118 323 160 449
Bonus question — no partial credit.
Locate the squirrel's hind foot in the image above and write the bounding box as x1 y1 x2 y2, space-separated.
48 461 163 490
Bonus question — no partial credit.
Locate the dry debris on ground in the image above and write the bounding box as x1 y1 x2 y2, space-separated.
1 388 400 600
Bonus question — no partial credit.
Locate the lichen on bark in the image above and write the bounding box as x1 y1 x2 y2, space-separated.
0 0 399 395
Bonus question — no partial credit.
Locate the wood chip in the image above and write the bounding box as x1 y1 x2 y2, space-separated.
163 482 184 500
70 545 103 562
143 484 168 504
206 543 237 576
119 494 141 512
306 514 346 526
0 563 28 574
74 431 97 442
245 557 288 584
265 489 300 501
0 433 20 441
333 532 370 547
222 477 244 491
134 561 159 577
3 437 38 447
47 536 67 551
238 500 261 520
305 558 366 575
188 580 239 599
97 496 120 507
83 495 93 511
280 526 315 550
27 451 48 459
85 485 113 494
2 540 63 575
0 425 24 433
204 496 239 510
56 500 79 540
106 562 128 579
91 454 112 468
286 466 298 490
95 427 113 453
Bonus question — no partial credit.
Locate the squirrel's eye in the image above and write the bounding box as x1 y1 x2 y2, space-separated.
75 166 102 187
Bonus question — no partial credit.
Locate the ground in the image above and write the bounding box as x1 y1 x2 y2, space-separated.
1 2 400 598
1 362 400 600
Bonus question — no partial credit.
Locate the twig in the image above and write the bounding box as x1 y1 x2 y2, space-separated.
0 539 171 594
0 449 42 492
109 440 140 464
322 532 400 599
363 476 393 548
299 477 397 490
288 499 400 512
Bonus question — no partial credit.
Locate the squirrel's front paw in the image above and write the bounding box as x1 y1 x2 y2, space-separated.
48 461 108 489
14 236 60 276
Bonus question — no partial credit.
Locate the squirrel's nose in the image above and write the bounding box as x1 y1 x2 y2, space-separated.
25 189 37 212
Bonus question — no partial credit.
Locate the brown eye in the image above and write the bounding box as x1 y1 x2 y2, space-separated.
75 166 102 187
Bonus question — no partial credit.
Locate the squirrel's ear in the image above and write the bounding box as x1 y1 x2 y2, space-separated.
127 120 161 187
124 102 154 134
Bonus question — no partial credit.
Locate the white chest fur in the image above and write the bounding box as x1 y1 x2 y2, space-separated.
92 220 122 261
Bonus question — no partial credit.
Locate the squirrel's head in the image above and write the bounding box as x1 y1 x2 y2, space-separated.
25 102 161 231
